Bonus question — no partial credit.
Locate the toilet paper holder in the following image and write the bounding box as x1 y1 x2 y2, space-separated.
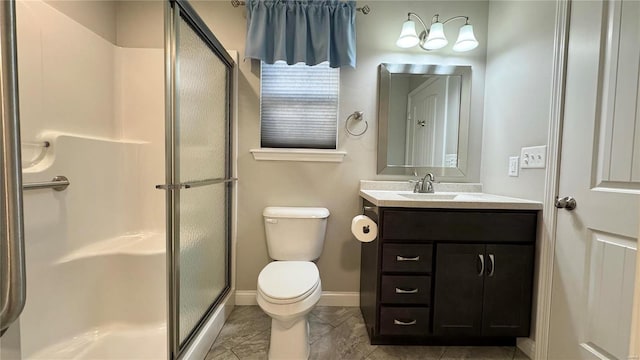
361 206 377 234
352 212 378 242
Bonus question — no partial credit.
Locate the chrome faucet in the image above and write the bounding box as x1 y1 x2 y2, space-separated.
422 173 435 193
411 173 435 193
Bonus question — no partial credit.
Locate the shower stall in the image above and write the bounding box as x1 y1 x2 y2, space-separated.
0 0 236 358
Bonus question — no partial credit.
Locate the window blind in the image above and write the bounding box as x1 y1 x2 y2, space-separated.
260 61 339 149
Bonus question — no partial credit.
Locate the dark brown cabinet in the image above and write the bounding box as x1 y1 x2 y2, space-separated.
432 244 485 337
359 204 537 345
433 244 534 338
481 244 535 337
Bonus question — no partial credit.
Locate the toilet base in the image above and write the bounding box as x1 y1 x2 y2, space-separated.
268 316 310 360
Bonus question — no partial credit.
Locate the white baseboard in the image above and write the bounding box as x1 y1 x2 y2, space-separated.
235 290 258 305
235 290 360 307
517 337 536 359
182 290 235 360
317 291 360 306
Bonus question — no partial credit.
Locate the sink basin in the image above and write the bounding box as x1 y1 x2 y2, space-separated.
399 193 458 200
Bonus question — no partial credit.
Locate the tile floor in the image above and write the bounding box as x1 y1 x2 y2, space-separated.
206 306 529 360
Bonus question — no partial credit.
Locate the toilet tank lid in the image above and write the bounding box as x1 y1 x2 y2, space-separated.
263 207 330 219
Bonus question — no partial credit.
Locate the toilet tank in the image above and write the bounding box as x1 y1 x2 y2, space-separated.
263 207 330 261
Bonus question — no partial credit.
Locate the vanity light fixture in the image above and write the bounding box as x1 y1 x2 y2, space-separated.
395 13 479 52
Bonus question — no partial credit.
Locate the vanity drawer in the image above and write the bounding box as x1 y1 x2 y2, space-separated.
382 210 537 243
379 306 430 336
380 275 431 305
382 244 433 273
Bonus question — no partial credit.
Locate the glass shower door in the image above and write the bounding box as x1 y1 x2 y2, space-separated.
162 1 234 358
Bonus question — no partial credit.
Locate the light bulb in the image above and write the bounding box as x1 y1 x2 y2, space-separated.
396 20 419 48
423 22 448 50
453 24 479 52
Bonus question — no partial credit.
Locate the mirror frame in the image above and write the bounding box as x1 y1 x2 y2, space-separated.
377 63 472 177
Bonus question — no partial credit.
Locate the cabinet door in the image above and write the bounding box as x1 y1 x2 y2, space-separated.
482 244 534 337
433 244 485 336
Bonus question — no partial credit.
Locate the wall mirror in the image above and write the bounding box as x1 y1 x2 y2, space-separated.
377 63 471 176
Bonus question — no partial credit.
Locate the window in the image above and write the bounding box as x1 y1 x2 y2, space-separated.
260 61 339 149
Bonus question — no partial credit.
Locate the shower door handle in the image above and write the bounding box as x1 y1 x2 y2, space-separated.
0 0 27 334
156 177 238 190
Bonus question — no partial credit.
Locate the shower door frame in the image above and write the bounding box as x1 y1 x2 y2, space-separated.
164 1 235 358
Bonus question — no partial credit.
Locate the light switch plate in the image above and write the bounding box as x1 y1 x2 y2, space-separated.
520 145 546 169
509 156 519 176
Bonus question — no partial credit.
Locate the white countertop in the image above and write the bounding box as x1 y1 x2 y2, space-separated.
359 181 542 210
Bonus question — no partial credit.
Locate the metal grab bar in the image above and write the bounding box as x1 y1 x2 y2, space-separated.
156 177 237 190
23 176 70 192
1 0 26 334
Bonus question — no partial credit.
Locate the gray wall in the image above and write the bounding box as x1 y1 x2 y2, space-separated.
189 0 489 292
115 1 164 48
388 76 410 165
43 1 164 49
482 0 558 342
446 76 462 157
481 1 556 202
44 0 117 44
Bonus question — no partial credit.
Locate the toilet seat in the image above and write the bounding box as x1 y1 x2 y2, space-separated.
258 261 320 305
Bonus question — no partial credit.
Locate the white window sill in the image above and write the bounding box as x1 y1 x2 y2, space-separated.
250 148 347 162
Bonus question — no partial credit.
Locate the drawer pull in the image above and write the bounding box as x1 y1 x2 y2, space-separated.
396 255 420 262
395 287 419 294
393 319 417 326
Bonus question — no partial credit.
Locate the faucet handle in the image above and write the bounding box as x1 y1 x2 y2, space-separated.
408 179 423 193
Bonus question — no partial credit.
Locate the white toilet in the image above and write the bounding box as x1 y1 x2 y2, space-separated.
257 206 330 360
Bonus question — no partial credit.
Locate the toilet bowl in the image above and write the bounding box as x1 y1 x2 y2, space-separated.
257 261 322 359
257 207 330 360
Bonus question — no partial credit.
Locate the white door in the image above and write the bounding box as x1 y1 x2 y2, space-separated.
548 0 640 359
405 77 446 166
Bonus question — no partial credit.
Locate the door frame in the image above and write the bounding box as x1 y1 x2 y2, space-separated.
535 0 640 358
531 0 571 359
632 211 640 358
163 0 235 358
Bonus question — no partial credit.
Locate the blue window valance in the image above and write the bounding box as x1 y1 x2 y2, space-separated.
245 0 356 68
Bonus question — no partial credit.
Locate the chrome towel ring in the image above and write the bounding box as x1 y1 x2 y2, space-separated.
345 111 368 136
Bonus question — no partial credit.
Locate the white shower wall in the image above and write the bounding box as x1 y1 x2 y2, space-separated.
16 1 165 358
114 46 165 231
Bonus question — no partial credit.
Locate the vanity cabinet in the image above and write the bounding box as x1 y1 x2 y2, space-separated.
433 243 534 337
359 204 537 345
